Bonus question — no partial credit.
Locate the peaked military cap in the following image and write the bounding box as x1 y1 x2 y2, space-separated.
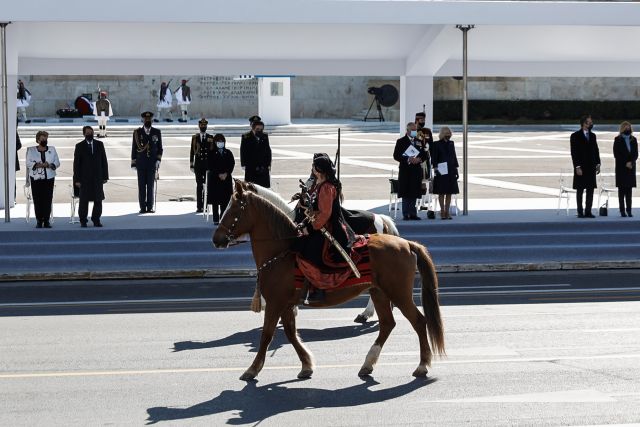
198 118 208 125
141 111 154 119
415 112 426 118
248 115 261 123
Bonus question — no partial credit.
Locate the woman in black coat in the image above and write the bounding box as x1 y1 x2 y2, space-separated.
207 134 235 224
613 121 638 217
431 127 459 220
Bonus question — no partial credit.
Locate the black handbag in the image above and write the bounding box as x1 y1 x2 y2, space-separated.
599 201 608 217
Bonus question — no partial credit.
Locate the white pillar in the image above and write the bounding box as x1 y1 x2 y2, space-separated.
399 76 433 133
258 77 291 126
0 26 17 213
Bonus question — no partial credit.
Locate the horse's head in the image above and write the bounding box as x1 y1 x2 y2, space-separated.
212 180 253 249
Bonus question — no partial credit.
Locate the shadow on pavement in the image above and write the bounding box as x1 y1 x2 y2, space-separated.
146 376 436 425
173 323 380 353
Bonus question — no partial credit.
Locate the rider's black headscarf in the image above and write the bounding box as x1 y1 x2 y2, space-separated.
312 153 343 202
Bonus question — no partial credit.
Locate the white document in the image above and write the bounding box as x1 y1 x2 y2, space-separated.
437 162 449 176
403 144 420 157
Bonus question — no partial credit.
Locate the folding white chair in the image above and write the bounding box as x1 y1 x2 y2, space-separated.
557 169 576 216
388 169 399 219
69 184 79 224
597 172 616 212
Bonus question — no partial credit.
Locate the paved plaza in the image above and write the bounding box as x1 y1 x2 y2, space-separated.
12 124 637 215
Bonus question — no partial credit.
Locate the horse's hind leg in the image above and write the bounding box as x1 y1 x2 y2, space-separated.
240 303 282 381
358 287 395 377
281 305 315 379
393 294 432 378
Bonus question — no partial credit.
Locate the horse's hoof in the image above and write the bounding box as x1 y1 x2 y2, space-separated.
358 366 373 377
240 371 256 381
354 314 368 324
412 367 428 378
297 369 313 379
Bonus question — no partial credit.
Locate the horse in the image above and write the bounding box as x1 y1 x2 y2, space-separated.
213 180 445 381
238 181 400 323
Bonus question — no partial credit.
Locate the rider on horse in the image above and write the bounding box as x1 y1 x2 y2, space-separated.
293 153 357 302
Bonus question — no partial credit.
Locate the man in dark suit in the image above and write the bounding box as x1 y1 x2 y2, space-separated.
190 118 213 213
240 119 271 188
570 115 601 218
132 111 163 213
73 126 109 227
393 122 427 220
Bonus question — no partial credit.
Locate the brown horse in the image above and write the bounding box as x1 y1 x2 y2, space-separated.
213 181 445 381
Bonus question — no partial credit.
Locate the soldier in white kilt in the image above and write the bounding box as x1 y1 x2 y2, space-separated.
93 91 113 137
155 81 173 122
17 80 32 123
176 79 191 123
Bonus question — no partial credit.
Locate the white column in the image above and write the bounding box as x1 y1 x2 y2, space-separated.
258 77 291 126
0 26 17 213
399 75 433 133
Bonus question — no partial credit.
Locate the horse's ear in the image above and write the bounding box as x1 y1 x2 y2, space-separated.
234 179 244 196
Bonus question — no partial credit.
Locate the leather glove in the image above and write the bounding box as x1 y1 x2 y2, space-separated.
190 167 195 173
595 164 601 175
156 160 161 170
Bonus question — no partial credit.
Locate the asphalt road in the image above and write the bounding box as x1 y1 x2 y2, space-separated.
1 269 639 316
1 298 639 426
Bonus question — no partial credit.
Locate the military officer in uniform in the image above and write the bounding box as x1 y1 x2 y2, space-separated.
93 91 113 138
240 119 272 188
132 111 163 213
190 118 214 213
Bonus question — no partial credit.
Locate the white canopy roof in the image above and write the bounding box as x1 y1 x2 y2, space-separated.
2 1 640 77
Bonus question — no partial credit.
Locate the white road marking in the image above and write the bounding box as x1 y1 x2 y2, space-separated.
427 389 617 403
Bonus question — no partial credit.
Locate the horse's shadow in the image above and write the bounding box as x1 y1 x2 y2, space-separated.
146 376 436 425
173 323 379 353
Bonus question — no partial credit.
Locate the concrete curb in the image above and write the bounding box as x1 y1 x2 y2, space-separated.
1 260 639 282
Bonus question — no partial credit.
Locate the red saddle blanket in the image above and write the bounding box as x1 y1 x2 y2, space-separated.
295 236 372 291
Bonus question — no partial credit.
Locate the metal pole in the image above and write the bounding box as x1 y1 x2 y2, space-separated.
1 23 11 223
336 128 341 181
457 24 474 216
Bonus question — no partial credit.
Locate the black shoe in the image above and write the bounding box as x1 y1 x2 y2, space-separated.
36 221 42 229
165 119 173 122
178 119 187 123
80 221 87 228
147 209 155 214
409 215 422 220
92 221 103 227
621 211 627 217
402 216 410 220
306 288 325 303
139 209 146 214
585 213 596 218
577 212 585 218
153 119 159 123
196 208 203 213
628 211 634 217
214 221 220 225
43 221 52 228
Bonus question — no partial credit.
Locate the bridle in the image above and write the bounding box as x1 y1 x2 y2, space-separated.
216 197 247 245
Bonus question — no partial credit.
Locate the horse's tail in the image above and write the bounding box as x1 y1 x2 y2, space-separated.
408 240 445 356
379 214 400 236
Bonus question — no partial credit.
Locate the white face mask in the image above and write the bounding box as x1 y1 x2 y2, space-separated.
216 142 225 149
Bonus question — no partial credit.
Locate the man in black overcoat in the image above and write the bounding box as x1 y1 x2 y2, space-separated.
190 118 213 213
74 126 109 227
570 115 601 218
393 122 427 220
132 111 163 213
613 122 638 217
240 120 271 188
208 134 235 224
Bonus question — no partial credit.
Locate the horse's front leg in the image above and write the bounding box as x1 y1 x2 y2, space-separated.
281 305 315 379
240 303 282 381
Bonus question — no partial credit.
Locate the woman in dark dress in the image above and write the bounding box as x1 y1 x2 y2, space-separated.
207 134 235 224
431 126 459 220
613 121 638 217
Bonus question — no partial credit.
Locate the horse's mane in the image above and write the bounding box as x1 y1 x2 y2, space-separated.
248 183 296 220
246 191 298 239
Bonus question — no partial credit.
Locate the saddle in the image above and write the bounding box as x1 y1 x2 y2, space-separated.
295 236 371 291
